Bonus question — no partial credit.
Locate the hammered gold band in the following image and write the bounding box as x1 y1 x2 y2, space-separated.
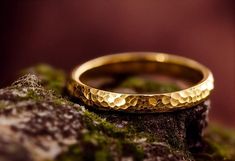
68 52 214 112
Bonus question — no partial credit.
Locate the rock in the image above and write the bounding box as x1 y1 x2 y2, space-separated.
0 65 234 161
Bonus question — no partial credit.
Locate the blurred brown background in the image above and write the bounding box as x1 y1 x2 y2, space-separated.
1 1 234 127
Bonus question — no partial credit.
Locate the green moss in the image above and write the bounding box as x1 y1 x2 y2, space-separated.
125 124 157 143
203 124 235 160
57 131 114 161
120 77 181 93
82 132 106 145
95 150 110 161
0 101 5 109
57 131 144 161
56 109 147 161
22 64 66 93
83 110 127 138
56 145 82 161
25 89 42 100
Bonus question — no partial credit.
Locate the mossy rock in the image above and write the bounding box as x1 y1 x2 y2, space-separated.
0 65 234 161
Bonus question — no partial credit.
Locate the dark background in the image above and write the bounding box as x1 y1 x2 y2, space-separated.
1 1 234 127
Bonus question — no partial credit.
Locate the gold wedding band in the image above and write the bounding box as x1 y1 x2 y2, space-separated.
68 52 214 112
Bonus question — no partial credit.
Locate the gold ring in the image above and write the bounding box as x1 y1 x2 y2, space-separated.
68 52 214 112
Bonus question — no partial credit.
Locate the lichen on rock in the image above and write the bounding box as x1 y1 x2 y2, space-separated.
0 65 234 161
21 64 66 94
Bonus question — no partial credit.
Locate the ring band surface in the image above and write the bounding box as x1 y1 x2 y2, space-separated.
68 52 214 112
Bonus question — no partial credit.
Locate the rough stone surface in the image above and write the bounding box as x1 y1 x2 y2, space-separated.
0 65 234 161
